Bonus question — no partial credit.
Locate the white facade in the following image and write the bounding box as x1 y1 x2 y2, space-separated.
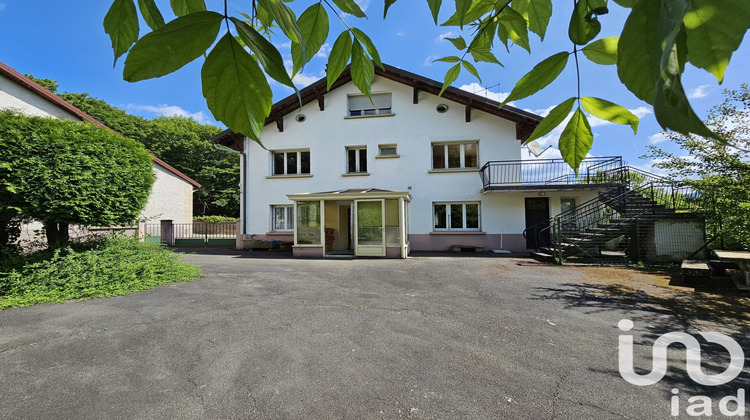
0 74 80 120
237 74 602 254
141 164 195 224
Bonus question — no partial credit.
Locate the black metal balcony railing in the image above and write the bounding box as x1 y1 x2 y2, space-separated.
479 156 624 189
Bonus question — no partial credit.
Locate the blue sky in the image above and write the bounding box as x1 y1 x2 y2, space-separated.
1 0 748 171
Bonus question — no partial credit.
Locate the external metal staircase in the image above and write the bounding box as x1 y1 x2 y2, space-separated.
524 167 700 264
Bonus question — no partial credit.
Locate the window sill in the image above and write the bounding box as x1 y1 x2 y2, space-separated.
430 231 485 235
375 155 400 159
265 174 313 179
344 113 396 120
342 172 370 177
428 168 479 174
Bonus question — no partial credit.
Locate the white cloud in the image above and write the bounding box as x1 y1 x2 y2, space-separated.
423 55 439 66
688 84 711 99
630 106 652 118
524 105 556 117
396 31 404 37
355 0 370 12
315 43 331 58
127 104 211 124
648 132 669 144
458 83 512 104
293 72 323 87
435 32 456 42
275 41 292 49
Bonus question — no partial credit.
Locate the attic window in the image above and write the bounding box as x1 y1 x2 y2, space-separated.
348 93 392 117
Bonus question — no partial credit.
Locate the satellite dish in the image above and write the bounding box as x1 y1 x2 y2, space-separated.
527 141 550 158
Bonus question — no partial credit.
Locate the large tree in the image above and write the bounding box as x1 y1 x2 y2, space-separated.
643 84 750 250
0 111 155 247
54 88 239 217
101 0 750 171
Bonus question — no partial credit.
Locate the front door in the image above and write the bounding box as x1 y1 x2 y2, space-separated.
525 197 550 249
354 199 386 256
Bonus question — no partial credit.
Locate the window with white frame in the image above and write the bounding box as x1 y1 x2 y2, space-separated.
348 93 392 116
378 144 398 157
346 146 367 173
271 205 294 231
433 202 480 231
431 141 478 169
272 149 310 175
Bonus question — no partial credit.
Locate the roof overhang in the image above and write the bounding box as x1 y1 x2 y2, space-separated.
287 188 412 202
212 63 542 152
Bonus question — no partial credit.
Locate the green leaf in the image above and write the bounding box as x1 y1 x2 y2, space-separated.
441 0 493 27
524 97 576 143
257 0 304 45
501 51 569 107
327 30 353 91
434 56 461 63
497 6 531 52
569 0 608 45
291 3 329 75
231 18 295 89
461 60 481 83
439 62 461 96
513 0 552 40
124 11 223 82
559 107 593 174
384 0 399 18
470 47 503 66
446 36 467 50
617 0 660 103
581 96 639 133
137 0 165 30
683 0 750 83
331 0 367 18
611 0 636 7
581 37 619 65
169 0 206 17
654 44 714 138
455 0 473 28
104 0 139 66
351 28 383 69
427 0 443 24
350 39 375 100
201 33 272 143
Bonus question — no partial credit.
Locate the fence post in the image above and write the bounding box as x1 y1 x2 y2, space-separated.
160 219 174 246
634 217 641 264
137 221 146 242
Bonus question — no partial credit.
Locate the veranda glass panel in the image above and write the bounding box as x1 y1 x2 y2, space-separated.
357 201 383 245
296 201 321 244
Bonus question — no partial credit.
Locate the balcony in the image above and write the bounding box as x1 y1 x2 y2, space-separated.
479 156 625 191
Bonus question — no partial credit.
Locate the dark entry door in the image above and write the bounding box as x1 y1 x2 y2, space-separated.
525 197 550 249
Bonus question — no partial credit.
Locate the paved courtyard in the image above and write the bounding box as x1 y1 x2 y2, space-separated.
1 251 748 419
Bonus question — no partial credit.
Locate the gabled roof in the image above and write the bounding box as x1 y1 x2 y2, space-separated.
0 61 202 189
212 63 543 151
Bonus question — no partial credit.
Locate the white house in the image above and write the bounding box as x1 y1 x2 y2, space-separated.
213 64 626 258
0 61 201 226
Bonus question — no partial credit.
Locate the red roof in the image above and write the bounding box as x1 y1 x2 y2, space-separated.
0 61 201 189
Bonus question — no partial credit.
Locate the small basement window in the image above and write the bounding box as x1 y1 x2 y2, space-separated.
378 144 398 157
348 93 392 116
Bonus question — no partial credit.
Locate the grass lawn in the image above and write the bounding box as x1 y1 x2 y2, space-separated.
0 237 201 310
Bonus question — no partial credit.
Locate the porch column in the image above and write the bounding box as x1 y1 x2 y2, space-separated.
399 197 407 259
320 199 325 256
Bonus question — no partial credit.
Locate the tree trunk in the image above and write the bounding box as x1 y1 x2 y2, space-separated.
44 221 70 248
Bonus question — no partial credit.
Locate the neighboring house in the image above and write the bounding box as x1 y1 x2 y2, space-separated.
0 61 200 227
214 64 704 261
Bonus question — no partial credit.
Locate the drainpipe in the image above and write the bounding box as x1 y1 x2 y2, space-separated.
212 142 247 235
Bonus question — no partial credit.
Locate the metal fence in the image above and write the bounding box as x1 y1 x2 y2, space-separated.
479 156 624 189
142 221 237 247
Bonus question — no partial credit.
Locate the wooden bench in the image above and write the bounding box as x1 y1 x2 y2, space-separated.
681 260 712 284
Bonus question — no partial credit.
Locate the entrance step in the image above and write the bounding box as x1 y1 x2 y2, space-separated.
450 245 485 253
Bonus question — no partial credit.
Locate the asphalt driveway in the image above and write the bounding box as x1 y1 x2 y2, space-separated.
1 251 748 419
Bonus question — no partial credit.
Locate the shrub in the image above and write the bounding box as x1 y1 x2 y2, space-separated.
193 215 237 223
0 237 201 309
